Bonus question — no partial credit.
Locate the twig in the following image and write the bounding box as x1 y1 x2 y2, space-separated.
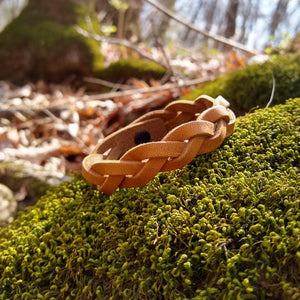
144 0 260 56
0 76 216 115
75 26 168 69
43 109 91 151
265 70 276 108
83 75 216 101
83 77 134 90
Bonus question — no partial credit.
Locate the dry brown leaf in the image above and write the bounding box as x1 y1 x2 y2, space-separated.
60 145 82 155
3 141 61 164
127 78 149 88
149 78 161 87
225 50 246 72
0 127 20 147
76 106 98 118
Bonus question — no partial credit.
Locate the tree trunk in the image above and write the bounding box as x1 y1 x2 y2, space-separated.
123 0 143 41
203 0 218 48
95 0 143 41
269 0 289 37
223 0 239 51
180 0 203 45
205 0 218 32
224 0 239 39
146 0 176 44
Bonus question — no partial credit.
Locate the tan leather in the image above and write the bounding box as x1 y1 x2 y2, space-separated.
82 95 236 194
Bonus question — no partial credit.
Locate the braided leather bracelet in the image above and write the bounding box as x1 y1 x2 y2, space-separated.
82 95 236 195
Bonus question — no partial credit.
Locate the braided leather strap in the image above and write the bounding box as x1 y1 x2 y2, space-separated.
82 95 236 195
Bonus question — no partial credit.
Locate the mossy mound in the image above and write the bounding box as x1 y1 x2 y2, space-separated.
185 55 300 115
0 0 103 83
0 98 299 299
97 58 167 84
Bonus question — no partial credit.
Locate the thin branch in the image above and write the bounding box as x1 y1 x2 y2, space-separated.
83 77 134 90
144 0 260 56
75 26 168 69
265 70 276 108
0 76 216 114
84 75 216 101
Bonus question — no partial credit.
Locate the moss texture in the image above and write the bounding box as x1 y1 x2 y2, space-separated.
0 98 299 299
0 0 103 83
185 54 300 115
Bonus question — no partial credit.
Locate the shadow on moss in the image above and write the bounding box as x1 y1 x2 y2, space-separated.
0 98 299 299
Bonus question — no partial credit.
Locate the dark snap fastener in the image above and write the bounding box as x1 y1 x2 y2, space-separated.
134 130 151 145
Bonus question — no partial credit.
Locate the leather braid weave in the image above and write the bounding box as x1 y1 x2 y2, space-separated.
82 95 236 195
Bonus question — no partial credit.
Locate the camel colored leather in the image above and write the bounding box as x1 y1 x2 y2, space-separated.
82 95 236 195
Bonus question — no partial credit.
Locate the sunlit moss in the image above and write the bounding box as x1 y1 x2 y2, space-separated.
185 54 300 115
0 99 299 299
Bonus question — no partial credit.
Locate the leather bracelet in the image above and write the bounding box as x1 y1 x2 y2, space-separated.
82 95 236 195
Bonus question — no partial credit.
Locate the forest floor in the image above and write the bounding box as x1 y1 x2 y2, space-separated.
0 47 258 212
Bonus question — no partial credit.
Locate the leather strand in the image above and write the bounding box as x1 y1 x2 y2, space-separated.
82 95 236 195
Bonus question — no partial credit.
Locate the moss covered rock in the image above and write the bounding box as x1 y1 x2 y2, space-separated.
0 98 299 299
0 0 103 83
185 55 300 115
97 58 167 84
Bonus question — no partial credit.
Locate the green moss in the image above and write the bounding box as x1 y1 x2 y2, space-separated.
97 58 167 83
0 0 103 82
185 55 300 115
0 98 300 299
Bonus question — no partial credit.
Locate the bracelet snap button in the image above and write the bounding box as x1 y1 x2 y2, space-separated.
134 130 151 145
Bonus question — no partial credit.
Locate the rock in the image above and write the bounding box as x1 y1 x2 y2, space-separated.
0 0 103 84
0 183 17 226
0 159 71 212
